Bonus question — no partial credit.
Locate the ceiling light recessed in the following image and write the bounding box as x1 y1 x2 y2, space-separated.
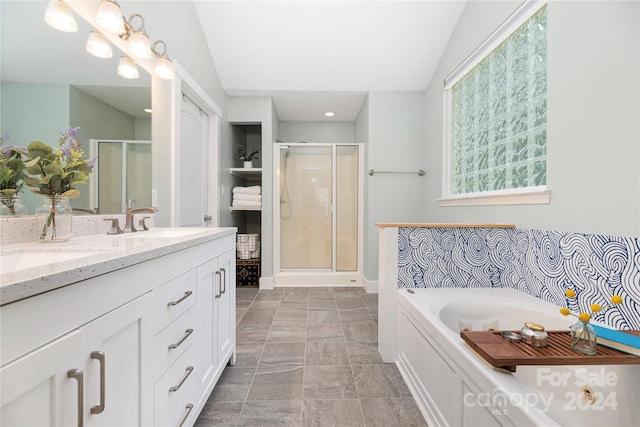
324 112 335 117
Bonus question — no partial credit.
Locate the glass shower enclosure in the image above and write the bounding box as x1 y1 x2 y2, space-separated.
275 143 362 286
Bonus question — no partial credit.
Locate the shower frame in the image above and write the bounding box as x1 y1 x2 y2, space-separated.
273 142 365 287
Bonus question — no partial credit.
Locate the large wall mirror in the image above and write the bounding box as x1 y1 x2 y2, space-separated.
0 0 152 215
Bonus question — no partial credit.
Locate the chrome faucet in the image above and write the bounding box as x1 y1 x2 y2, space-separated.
124 207 157 232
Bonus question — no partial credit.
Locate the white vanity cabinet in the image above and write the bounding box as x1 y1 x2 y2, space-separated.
0 291 153 427
0 329 84 426
195 248 235 394
0 229 236 427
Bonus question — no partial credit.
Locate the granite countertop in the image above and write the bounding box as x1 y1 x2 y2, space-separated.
0 227 237 306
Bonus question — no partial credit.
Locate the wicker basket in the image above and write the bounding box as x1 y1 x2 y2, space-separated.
237 234 260 259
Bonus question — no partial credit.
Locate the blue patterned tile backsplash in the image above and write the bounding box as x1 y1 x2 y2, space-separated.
398 227 640 330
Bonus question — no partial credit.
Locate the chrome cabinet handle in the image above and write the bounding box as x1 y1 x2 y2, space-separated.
168 329 194 350
90 351 105 415
214 271 222 299
177 404 194 427
67 369 84 427
169 366 194 392
220 268 226 294
167 291 193 307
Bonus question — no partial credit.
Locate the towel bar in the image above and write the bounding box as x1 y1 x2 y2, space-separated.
368 169 425 176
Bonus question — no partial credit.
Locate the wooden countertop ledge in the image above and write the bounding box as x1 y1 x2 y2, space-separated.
375 223 516 228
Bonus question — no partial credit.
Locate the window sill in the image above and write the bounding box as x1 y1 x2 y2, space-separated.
439 189 551 207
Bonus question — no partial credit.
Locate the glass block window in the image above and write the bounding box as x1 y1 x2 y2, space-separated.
445 3 547 199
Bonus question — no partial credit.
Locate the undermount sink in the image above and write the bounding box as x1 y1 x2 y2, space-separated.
0 248 106 274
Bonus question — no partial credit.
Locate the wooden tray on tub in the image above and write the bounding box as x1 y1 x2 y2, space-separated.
460 330 640 372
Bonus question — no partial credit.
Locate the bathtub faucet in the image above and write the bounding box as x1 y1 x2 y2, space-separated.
124 207 157 232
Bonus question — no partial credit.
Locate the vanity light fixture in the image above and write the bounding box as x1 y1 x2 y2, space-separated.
86 31 113 59
44 0 78 33
96 0 125 34
117 55 139 79
45 0 175 80
122 14 152 60
151 41 175 80
325 112 336 117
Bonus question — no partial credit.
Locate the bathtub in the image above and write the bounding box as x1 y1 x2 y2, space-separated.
395 288 640 427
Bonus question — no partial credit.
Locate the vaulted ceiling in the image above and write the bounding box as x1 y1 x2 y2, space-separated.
193 1 466 121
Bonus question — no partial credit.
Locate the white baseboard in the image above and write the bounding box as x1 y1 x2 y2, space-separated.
363 278 378 294
259 276 275 290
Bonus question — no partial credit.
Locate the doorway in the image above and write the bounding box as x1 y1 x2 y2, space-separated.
275 143 363 286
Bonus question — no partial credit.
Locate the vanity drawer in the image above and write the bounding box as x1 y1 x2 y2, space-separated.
153 269 197 335
156 380 199 427
153 308 198 378
154 339 199 424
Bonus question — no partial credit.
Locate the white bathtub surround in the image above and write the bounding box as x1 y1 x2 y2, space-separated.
377 223 514 362
394 226 640 330
396 288 640 427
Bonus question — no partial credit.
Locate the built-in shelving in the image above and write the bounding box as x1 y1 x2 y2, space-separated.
229 168 262 178
229 168 262 212
229 206 262 212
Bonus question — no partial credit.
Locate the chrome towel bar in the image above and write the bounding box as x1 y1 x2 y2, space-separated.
368 169 425 176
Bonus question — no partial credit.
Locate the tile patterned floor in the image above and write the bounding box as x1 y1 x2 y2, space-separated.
195 286 427 427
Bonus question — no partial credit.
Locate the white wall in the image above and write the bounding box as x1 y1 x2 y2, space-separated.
423 0 640 237
364 91 426 280
279 121 355 143
227 97 277 280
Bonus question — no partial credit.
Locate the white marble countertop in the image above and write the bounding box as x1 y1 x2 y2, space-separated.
0 227 236 306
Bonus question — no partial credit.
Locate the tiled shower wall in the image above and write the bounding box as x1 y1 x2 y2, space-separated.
398 227 640 330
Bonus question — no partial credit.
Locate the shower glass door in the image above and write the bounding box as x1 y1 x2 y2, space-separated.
278 144 359 273
96 140 151 213
280 146 332 269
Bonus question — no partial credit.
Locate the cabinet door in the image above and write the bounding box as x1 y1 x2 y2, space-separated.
1 330 84 426
83 292 153 427
196 257 219 391
216 250 235 366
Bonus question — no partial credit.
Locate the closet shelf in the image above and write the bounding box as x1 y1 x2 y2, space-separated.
229 207 262 212
230 168 262 178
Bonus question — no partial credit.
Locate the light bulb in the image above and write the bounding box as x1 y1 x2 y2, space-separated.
128 31 152 59
44 0 78 33
117 56 139 79
154 56 175 80
96 0 125 34
86 31 113 59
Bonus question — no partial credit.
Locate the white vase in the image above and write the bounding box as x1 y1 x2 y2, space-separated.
243 161 253 169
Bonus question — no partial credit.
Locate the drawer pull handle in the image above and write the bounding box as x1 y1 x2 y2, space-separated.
167 291 193 307
169 366 194 392
67 369 84 427
220 268 226 294
215 271 222 299
168 329 194 350
177 404 194 427
90 351 106 414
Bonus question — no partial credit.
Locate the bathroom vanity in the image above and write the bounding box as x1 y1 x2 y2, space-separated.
0 227 236 426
